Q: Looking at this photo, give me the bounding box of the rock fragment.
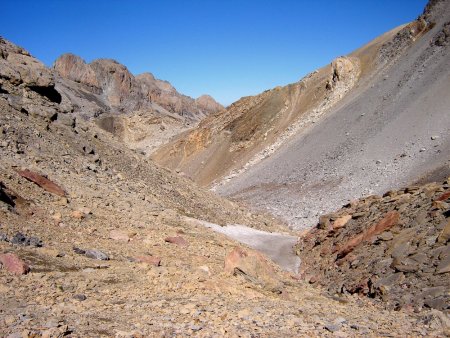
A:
[164,236,189,247]
[10,232,43,247]
[17,169,66,197]
[224,246,282,292]
[133,255,161,266]
[0,253,30,275]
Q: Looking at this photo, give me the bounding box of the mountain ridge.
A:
[152,0,450,229]
[53,52,223,121]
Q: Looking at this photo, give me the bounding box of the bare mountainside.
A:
[3,36,448,336]
[153,0,450,229]
[53,53,223,155]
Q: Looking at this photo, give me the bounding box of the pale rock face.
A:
[0,37,63,119]
[90,59,141,109]
[136,72,223,119]
[53,53,99,88]
[196,94,224,112]
[0,37,54,89]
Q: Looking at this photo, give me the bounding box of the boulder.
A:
[437,220,450,244]
[85,249,109,261]
[109,230,133,242]
[134,255,161,267]
[164,236,189,247]
[224,246,282,292]
[17,169,66,197]
[332,215,352,230]
[0,253,30,275]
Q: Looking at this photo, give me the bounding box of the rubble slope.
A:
[1,36,448,336]
[297,179,450,312]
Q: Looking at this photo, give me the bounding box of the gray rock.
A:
[10,232,43,247]
[190,325,203,332]
[324,323,341,332]
[73,294,87,301]
[85,249,109,260]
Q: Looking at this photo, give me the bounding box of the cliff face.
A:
[53,53,223,121]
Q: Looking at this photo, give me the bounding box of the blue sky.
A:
[2,0,427,105]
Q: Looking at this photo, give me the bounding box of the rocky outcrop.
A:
[297,179,450,311]
[0,37,65,120]
[53,54,223,121]
[136,72,223,120]
[53,53,99,89]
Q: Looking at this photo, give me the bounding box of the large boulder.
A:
[0,253,30,275]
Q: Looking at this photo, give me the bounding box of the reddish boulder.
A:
[435,190,450,202]
[134,255,161,266]
[17,169,66,197]
[0,253,30,275]
[164,236,188,247]
[337,211,400,258]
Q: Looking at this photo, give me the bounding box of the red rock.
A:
[337,211,400,258]
[134,255,161,266]
[0,253,30,275]
[435,190,450,202]
[17,169,66,197]
[164,236,188,247]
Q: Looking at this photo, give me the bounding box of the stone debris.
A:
[1,6,450,336]
[9,232,43,247]
[297,179,450,311]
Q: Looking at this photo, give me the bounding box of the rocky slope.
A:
[1,36,449,336]
[153,0,450,230]
[297,179,450,312]
[152,54,361,187]
[53,53,223,155]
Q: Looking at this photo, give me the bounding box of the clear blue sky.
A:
[2,0,427,105]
